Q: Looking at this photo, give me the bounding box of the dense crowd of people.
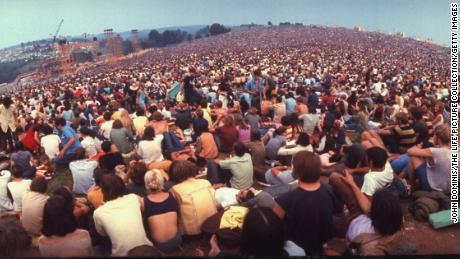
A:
[0,26,452,257]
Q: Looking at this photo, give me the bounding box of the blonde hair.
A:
[434,123,450,145]
[144,169,165,193]
[120,109,133,127]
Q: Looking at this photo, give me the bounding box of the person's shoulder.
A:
[275,188,297,204]
[125,193,140,200]
[196,178,212,186]
[320,182,336,195]
[87,160,98,166]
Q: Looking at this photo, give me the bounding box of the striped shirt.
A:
[423,115,433,135]
[393,124,416,149]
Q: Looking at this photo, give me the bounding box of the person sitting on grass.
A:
[406,124,450,193]
[87,167,109,209]
[124,160,149,197]
[0,217,34,257]
[69,147,97,195]
[7,164,32,216]
[93,174,153,256]
[98,141,124,171]
[169,160,217,236]
[20,176,49,240]
[207,142,254,190]
[272,151,342,255]
[329,147,393,216]
[141,169,182,253]
[207,207,305,257]
[346,189,403,255]
[38,195,93,257]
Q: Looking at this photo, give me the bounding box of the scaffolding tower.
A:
[92,37,99,62]
[104,29,124,64]
[58,39,72,75]
[131,29,142,53]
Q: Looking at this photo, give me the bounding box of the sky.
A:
[0,0,451,49]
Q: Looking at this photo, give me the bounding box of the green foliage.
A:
[0,59,38,84]
[279,22,292,26]
[209,23,230,36]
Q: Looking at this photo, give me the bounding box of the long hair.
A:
[370,190,403,235]
[42,196,77,237]
[240,207,286,257]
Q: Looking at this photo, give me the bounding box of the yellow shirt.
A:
[133,116,149,136]
[112,111,122,121]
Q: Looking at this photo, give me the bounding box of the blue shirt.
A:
[60,125,81,156]
[308,92,319,109]
[266,135,286,160]
[245,78,265,98]
[285,97,296,116]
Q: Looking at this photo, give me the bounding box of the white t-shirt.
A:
[161,109,172,120]
[137,135,164,164]
[427,146,451,192]
[100,120,114,140]
[346,214,376,241]
[7,179,32,212]
[81,136,98,158]
[0,170,12,211]
[361,162,394,197]
[93,194,152,256]
[215,187,239,208]
[277,144,313,156]
[40,134,61,159]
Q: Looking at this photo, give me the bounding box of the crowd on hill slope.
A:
[0,26,452,257]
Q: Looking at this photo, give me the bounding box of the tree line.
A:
[143,23,231,48]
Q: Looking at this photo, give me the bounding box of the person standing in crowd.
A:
[0,96,17,153]
[244,69,265,110]
[183,67,202,106]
